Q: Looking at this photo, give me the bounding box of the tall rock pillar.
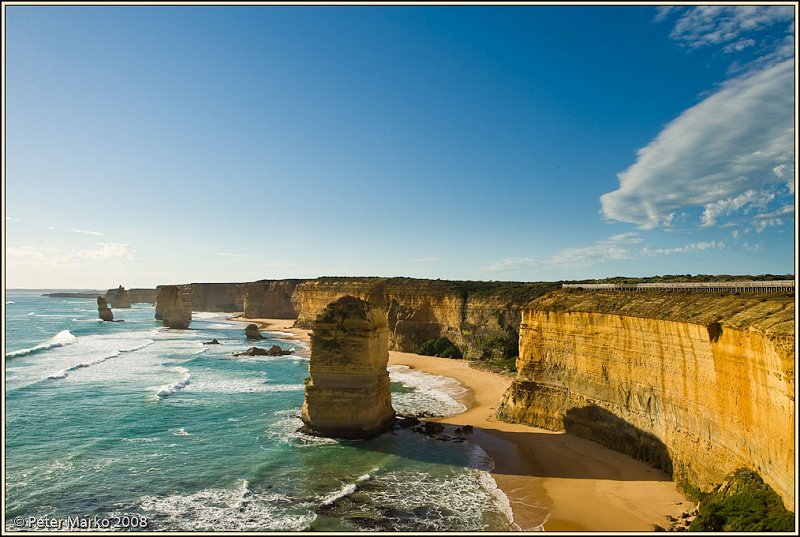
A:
[156,285,192,329]
[301,296,395,439]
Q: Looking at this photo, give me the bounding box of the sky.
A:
[3,3,796,289]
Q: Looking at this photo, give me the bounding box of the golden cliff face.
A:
[292,278,558,359]
[497,290,795,508]
[300,296,395,439]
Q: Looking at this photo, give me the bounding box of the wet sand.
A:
[235,317,690,531]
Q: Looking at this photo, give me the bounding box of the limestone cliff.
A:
[496,289,795,508]
[155,283,247,317]
[106,286,132,308]
[243,279,306,318]
[155,285,192,329]
[300,296,395,439]
[292,277,558,359]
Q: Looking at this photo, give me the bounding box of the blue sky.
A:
[4,4,796,288]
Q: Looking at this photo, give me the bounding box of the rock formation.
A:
[154,283,248,318]
[97,297,114,321]
[106,285,132,308]
[243,279,306,318]
[245,324,264,340]
[496,290,795,509]
[155,285,192,329]
[233,345,293,357]
[291,277,559,359]
[300,296,395,439]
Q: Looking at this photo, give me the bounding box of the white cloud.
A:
[75,243,136,260]
[641,240,726,257]
[72,229,104,236]
[413,257,440,262]
[665,6,793,50]
[481,233,640,273]
[700,189,775,227]
[217,252,245,257]
[600,59,794,229]
[731,229,739,240]
[743,242,764,252]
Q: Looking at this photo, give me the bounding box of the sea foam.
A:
[6,330,78,359]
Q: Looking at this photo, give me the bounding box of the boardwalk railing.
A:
[562,281,795,293]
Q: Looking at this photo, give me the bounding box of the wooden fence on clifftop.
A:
[562,281,795,293]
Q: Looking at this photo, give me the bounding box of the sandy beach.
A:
[236,317,690,531]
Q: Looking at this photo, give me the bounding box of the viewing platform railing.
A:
[562,281,795,293]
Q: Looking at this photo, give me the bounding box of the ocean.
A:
[4,290,516,531]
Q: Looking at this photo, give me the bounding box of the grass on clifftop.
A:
[689,468,794,532]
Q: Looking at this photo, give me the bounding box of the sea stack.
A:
[97,297,114,321]
[107,285,132,308]
[156,285,192,329]
[300,296,395,439]
[245,323,264,340]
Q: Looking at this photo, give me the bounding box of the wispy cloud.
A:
[72,229,104,236]
[217,252,246,257]
[642,240,726,257]
[413,257,439,262]
[700,189,775,227]
[482,234,735,274]
[659,5,793,53]
[75,243,136,259]
[600,59,793,230]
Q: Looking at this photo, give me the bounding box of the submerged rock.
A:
[300,296,395,439]
[245,323,264,340]
[203,339,220,345]
[97,297,114,321]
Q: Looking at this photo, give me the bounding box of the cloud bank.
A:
[600,58,794,230]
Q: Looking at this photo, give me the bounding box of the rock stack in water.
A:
[156,285,192,329]
[300,296,395,439]
[97,297,114,321]
[245,324,264,340]
[107,285,132,308]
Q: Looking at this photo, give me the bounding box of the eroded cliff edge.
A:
[496,289,795,508]
[292,277,559,359]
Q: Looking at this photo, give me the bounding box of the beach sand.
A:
[235,317,690,531]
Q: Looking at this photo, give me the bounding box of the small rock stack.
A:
[97,297,114,321]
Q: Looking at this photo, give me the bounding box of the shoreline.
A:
[235,317,690,531]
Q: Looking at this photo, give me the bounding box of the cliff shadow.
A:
[346,417,673,483]
[563,404,673,478]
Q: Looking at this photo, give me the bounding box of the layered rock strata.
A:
[243,279,306,318]
[300,296,395,439]
[292,277,558,359]
[155,285,192,329]
[106,285,132,308]
[97,297,114,321]
[496,290,795,508]
[155,283,248,317]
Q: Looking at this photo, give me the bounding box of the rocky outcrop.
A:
[496,290,795,509]
[126,288,157,304]
[97,297,114,321]
[155,285,192,329]
[106,285,132,308]
[300,296,395,439]
[233,345,293,357]
[245,324,264,340]
[243,279,306,318]
[292,278,558,359]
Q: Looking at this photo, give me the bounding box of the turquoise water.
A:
[4,290,515,531]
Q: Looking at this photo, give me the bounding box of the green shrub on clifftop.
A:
[689,468,794,532]
[417,337,463,359]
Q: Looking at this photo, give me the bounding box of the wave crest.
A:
[6,330,77,359]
